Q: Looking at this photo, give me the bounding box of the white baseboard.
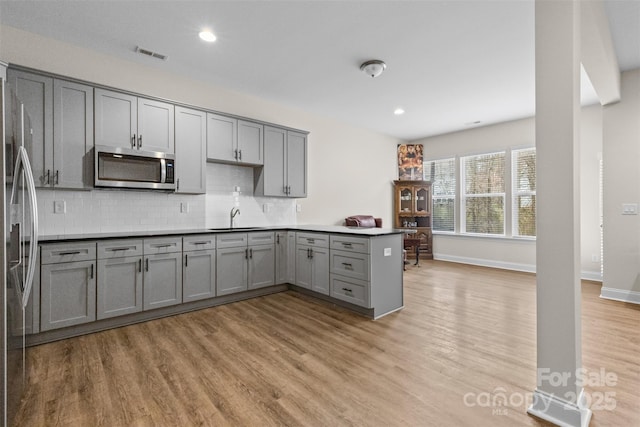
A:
[433,253,603,282]
[434,253,536,273]
[527,388,592,427]
[600,287,640,304]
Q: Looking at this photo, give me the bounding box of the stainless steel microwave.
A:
[94,145,176,191]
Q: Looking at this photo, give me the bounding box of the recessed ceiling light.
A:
[199,30,217,42]
[394,108,405,115]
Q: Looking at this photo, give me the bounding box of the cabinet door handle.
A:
[138,134,142,149]
[54,170,59,185]
[138,258,142,273]
[145,258,149,272]
[90,263,94,279]
[342,287,353,294]
[249,248,253,258]
[57,251,81,256]
[342,262,353,269]
[107,247,133,252]
[342,242,353,248]
[185,254,188,267]
[245,248,249,259]
[191,241,210,245]
[234,149,238,160]
[132,134,136,149]
[238,149,242,161]
[45,169,51,185]
[151,243,174,248]
[309,248,313,259]
[288,185,291,195]
[176,178,180,191]
[276,234,280,244]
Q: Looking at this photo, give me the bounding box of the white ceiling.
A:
[1,0,638,141]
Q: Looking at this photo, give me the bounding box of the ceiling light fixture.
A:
[360,60,387,78]
[199,30,217,42]
[394,108,405,115]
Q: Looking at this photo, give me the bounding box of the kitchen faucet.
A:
[230,207,240,228]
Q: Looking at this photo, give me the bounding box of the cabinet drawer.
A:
[296,232,329,248]
[41,242,96,264]
[183,234,216,251]
[330,250,370,281]
[330,275,370,308]
[98,239,143,259]
[330,235,370,254]
[144,237,182,254]
[216,233,248,249]
[248,231,274,245]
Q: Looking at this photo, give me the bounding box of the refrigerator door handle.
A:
[10,146,39,309]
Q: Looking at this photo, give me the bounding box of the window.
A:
[424,158,455,232]
[512,148,536,237]
[461,152,505,235]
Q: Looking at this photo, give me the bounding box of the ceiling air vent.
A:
[135,46,168,61]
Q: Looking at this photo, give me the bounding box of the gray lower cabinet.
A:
[216,232,275,295]
[143,237,183,310]
[275,231,295,284]
[40,242,97,331]
[143,252,183,310]
[97,239,144,320]
[183,234,217,302]
[248,244,275,290]
[216,246,248,296]
[295,233,329,295]
[97,255,143,319]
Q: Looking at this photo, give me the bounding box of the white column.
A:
[528,1,591,427]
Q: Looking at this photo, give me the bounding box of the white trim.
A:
[527,388,592,427]
[580,271,603,282]
[600,287,640,304]
[434,254,603,282]
[434,254,536,273]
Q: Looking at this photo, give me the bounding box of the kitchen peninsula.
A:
[29,225,404,345]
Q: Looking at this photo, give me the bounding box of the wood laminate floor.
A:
[14,261,640,426]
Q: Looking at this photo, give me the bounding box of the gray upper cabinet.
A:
[138,97,175,153]
[7,71,92,189]
[175,106,206,194]
[237,120,263,165]
[94,89,137,149]
[95,88,174,153]
[53,79,94,189]
[7,69,53,187]
[207,113,263,165]
[255,126,307,198]
[286,131,307,197]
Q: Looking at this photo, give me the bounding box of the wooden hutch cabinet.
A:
[393,180,433,260]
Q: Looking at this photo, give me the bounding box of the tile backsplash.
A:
[36,163,297,236]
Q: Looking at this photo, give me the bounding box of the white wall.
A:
[412,105,604,280]
[602,68,640,303]
[0,25,403,235]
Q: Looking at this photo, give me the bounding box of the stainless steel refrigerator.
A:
[1,66,39,426]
